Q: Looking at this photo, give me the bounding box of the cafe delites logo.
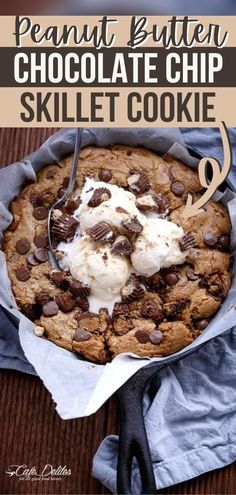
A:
[5,464,71,481]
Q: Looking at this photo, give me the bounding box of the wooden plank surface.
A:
[0,128,235,495]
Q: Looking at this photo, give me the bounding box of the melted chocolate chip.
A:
[111,237,133,256]
[87,222,114,243]
[41,191,55,208]
[195,319,209,330]
[121,276,145,302]
[56,293,77,313]
[88,187,111,207]
[30,194,43,207]
[149,330,164,344]
[116,207,129,214]
[50,271,68,289]
[42,301,59,317]
[98,168,112,182]
[135,330,149,344]
[218,234,229,249]
[26,304,42,321]
[64,198,81,214]
[142,300,163,321]
[27,254,39,266]
[62,177,70,188]
[15,238,31,254]
[34,248,48,263]
[164,300,187,318]
[35,291,51,306]
[46,169,55,180]
[63,177,78,189]
[33,206,48,221]
[208,280,224,298]
[112,302,129,318]
[57,187,67,199]
[162,152,174,163]
[204,232,218,247]
[34,235,48,249]
[171,181,185,196]
[73,328,91,342]
[186,269,199,281]
[163,272,179,286]
[198,278,209,289]
[15,266,31,282]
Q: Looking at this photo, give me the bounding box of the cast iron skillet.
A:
[116,342,209,494]
[116,149,234,495]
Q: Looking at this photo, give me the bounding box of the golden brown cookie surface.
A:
[3,145,232,363]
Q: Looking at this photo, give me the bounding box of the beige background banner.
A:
[0,16,235,47]
[0,87,235,127]
[0,16,235,127]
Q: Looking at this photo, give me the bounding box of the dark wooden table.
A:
[0,128,235,495]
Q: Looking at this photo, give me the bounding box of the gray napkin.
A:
[92,127,236,492]
[93,327,236,492]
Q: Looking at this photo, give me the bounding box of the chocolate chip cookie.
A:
[3,145,232,363]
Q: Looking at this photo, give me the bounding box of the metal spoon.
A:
[47,128,83,271]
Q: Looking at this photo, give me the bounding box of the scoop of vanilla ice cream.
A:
[73,178,145,232]
[57,177,188,314]
[58,234,132,314]
[131,218,187,277]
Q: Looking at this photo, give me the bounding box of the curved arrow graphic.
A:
[182,122,232,220]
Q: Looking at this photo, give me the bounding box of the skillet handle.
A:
[116,366,158,495]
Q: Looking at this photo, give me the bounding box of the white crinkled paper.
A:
[0,127,236,418]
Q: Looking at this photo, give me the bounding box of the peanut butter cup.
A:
[111,236,133,256]
[127,172,150,193]
[88,187,111,207]
[87,222,114,242]
[52,214,79,240]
